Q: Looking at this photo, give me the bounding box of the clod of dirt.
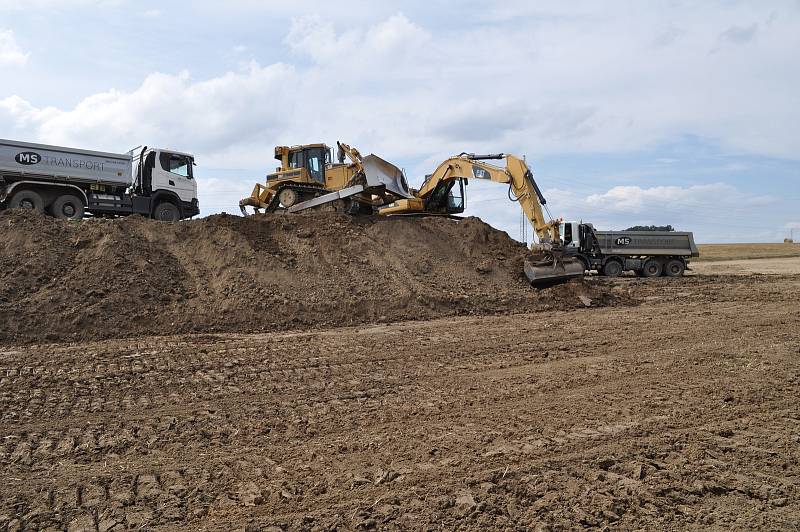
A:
[0,210,634,343]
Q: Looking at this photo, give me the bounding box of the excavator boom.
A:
[381,153,585,285]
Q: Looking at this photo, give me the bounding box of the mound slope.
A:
[0,210,629,343]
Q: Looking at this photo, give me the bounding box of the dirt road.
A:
[1,268,799,530]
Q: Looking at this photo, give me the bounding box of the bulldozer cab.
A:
[271,144,331,185]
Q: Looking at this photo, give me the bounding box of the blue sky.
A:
[1,0,798,242]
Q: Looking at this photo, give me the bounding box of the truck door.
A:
[154,151,196,203]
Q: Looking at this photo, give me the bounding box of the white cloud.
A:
[585,183,774,214]
[0,5,797,242]
[0,0,122,8]
[463,180,780,244]
[142,8,160,17]
[3,8,800,160]
[2,63,297,164]
[0,29,29,66]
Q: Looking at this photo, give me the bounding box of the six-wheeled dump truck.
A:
[560,221,699,277]
[0,138,199,221]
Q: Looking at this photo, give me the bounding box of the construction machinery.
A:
[239,142,412,215]
[560,222,698,277]
[379,152,585,285]
[0,138,199,221]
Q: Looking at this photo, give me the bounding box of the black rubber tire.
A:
[641,259,663,278]
[51,194,85,220]
[602,260,623,277]
[153,202,180,222]
[9,189,45,214]
[664,259,685,277]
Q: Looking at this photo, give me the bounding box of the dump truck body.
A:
[561,222,698,278]
[0,139,132,186]
[0,138,199,221]
[593,230,699,258]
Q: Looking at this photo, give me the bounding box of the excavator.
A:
[379,152,586,285]
[239,142,412,215]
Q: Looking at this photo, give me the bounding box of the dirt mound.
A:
[0,210,632,343]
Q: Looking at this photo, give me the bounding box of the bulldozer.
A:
[239,142,412,215]
[379,152,586,285]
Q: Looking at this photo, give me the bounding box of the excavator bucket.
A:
[524,254,585,286]
[360,154,413,200]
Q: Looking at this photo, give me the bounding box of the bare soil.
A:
[0,214,798,530]
[0,211,630,345]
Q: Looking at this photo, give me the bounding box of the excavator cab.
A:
[424,178,466,214]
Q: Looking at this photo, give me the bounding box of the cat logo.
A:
[15,152,41,166]
[472,167,489,179]
[615,237,632,246]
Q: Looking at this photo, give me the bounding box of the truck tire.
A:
[642,259,663,278]
[664,259,685,277]
[601,260,623,277]
[51,194,85,220]
[9,189,45,214]
[153,202,180,222]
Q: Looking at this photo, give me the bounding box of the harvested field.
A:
[1,214,798,530]
[691,256,800,276]
[697,242,800,262]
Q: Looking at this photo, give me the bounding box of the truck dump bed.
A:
[0,138,132,186]
[595,230,699,257]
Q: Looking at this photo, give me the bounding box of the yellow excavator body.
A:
[380,153,585,285]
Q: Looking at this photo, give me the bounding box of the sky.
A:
[1,0,798,243]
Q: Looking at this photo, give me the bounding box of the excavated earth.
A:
[0,210,630,344]
[1,212,799,531]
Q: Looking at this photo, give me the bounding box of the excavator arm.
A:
[383,153,562,244]
[381,152,584,285]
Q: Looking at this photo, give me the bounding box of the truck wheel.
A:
[153,202,180,222]
[602,260,623,277]
[9,190,44,214]
[642,259,663,278]
[664,259,685,277]
[51,194,85,220]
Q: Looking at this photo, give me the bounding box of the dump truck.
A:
[0,138,199,221]
[239,141,412,215]
[559,222,699,277]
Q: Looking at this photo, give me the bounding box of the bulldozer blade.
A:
[361,154,413,200]
[524,256,585,286]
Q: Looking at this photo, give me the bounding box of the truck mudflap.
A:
[524,254,585,286]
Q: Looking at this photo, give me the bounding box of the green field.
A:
[696,243,800,262]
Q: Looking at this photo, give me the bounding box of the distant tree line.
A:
[625,225,675,232]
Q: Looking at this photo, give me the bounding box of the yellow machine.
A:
[239,142,412,215]
[380,152,585,285]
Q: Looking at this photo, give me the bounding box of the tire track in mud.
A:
[1,274,799,530]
